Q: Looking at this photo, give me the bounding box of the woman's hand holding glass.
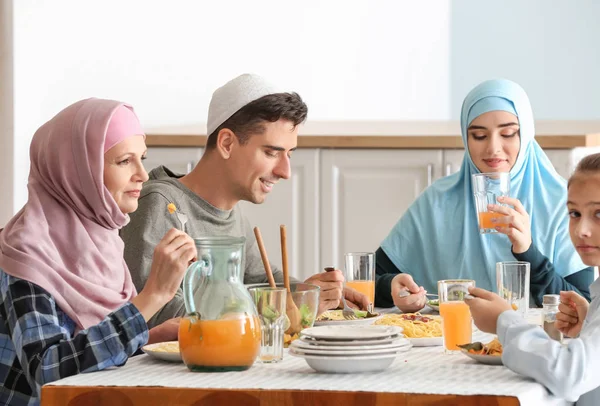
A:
[488,196,532,254]
[391,274,426,312]
[132,228,197,321]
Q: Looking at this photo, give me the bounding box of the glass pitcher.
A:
[179,236,261,372]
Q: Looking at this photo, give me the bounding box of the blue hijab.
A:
[381,79,585,292]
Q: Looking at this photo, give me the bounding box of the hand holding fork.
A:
[167,203,188,233]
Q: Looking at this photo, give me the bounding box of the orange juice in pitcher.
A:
[179,314,260,371]
[180,236,261,371]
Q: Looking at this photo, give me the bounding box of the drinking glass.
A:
[438,279,475,352]
[496,261,530,315]
[249,287,287,363]
[344,252,375,312]
[472,172,510,233]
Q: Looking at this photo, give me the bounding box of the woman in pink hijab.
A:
[0,98,196,405]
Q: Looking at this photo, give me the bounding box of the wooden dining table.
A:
[42,386,520,406]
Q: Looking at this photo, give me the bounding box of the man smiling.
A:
[121,74,368,328]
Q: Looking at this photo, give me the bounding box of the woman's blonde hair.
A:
[568,153,600,187]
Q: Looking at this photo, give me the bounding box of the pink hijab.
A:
[0,98,145,329]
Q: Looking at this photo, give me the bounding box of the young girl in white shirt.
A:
[466,152,600,405]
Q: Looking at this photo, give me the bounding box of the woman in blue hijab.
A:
[375,79,593,312]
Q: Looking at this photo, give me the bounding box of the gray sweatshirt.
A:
[120,166,287,328]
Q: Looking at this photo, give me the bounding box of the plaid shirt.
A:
[0,270,149,406]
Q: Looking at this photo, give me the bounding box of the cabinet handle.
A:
[445,163,452,176]
[186,161,196,174]
[427,164,433,186]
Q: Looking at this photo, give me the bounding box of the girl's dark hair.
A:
[568,153,600,187]
[205,92,308,150]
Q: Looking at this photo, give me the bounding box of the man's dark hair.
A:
[205,92,308,150]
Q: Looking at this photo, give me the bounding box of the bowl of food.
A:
[246,282,320,346]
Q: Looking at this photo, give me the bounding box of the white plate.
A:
[407,336,443,347]
[292,337,409,352]
[314,314,382,326]
[142,341,182,363]
[298,335,401,346]
[300,325,403,341]
[290,342,411,356]
[290,351,400,373]
[460,349,503,365]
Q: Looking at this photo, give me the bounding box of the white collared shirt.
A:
[497,278,600,405]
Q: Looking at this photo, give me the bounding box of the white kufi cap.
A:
[207,73,282,135]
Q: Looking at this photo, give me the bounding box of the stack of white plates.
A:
[289,325,411,373]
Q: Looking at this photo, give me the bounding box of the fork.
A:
[175,212,188,233]
[324,267,357,320]
[398,290,438,298]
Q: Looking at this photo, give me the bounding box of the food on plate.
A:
[374,313,442,338]
[284,333,299,347]
[511,303,518,311]
[316,309,379,322]
[458,338,503,356]
[150,341,180,353]
[427,299,439,307]
[167,203,177,214]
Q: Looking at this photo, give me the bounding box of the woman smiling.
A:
[375,79,593,312]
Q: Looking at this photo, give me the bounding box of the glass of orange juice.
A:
[438,279,475,353]
[344,252,375,312]
[472,172,510,234]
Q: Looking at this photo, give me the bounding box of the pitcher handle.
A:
[183,254,212,315]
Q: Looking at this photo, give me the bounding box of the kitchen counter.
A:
[146,120,600,149]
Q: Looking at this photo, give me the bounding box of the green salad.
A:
[299,304,315,328]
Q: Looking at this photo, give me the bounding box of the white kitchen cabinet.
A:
[239,149,320,281]
[146,147,204,175]
[544,149,571,179]
[442,149,465,176]
[320,149,444,270]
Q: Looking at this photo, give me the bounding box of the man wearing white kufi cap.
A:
[122,74,370,332]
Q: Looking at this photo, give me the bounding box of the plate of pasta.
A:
[373,313,443,346]
[142,341,182,362]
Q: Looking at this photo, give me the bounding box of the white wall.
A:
[450,0,600,119]
[2,0,600,225]
[4,0,451,221]
[0,0,14,227]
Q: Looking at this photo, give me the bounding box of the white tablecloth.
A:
[47,333,569,405]
[48,309,570,405]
